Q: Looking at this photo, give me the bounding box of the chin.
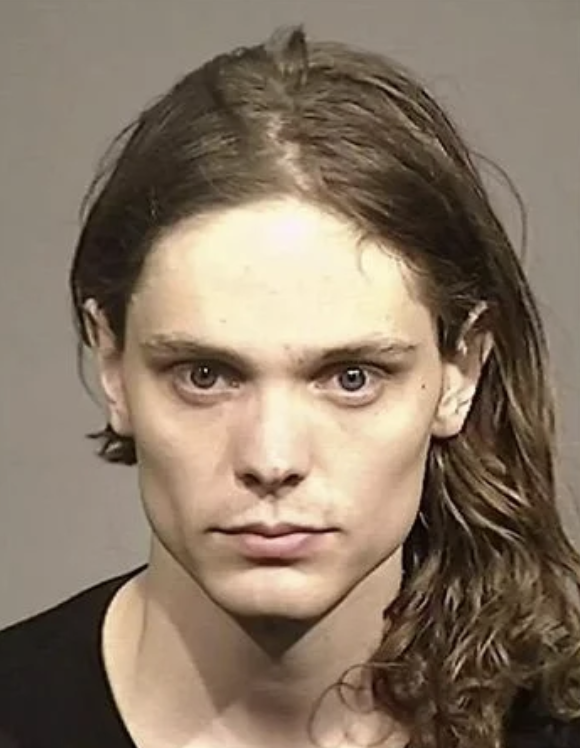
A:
[204,566,345,623]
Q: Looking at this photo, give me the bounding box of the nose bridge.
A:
[232,383,310,488]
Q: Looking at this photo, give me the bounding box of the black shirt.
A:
[0,568,142,748]
[0,569,579,748]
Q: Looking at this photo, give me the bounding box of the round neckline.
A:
[97,566,146,748]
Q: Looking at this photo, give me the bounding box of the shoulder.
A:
[0,567,144,741]
[0,566,144,663]
[506,689,580,748]
[507,718,580,748]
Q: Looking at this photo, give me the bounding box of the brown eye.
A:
[337,367,368,392]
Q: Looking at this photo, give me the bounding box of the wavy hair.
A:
[69,26,580,747]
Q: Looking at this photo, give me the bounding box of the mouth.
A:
[213,523,336,560]
[219,522,331,537]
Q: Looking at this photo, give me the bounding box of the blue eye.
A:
[337,367,368,392]
[318,363,391,406]
[173,361,240,399]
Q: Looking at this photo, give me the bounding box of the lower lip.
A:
[228,531,327,560]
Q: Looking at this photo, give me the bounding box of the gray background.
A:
[1,0,578,629]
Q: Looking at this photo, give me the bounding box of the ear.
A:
[83,300,132,437]
[432,304,493,439]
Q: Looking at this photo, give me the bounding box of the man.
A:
[1,26,579,748]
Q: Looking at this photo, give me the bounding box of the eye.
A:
[171,361,241,400]
[337,366,369,392]
[319,364,389,405]
[188,363,221,390]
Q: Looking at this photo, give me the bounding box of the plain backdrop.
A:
[0,0,579,628]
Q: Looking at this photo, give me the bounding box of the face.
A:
[94,199,479,621]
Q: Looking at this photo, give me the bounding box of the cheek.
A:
[334,391,436,525]
[122,375,228,520]
[123,366,220,467]
[337,382,437,471]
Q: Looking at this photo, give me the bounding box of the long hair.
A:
[69,26,580,747]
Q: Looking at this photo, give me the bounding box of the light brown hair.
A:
[70,26,580,748]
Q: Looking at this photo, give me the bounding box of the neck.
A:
[104,541,406,748]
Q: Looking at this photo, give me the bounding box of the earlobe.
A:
[432,309,493,439]
[432,380,476,439]
[83,300,133,437]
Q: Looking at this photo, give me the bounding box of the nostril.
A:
[239,470,303,496]
[240,473,261,491]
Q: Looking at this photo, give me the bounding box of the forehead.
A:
[129,199,435,352]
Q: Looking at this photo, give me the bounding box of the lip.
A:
[220,522,329,537]
[214,523,335,560]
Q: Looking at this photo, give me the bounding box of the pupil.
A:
[191,365,217,389]
[340,367,366,392]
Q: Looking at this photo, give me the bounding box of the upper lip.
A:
[218,522,331,537]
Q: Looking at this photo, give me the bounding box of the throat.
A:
[100,560,405,748]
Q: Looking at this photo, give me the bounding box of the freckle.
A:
[421,382,426,390]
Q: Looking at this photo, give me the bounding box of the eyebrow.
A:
[140,333,419,372]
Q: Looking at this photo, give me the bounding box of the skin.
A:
[90,198,487,748]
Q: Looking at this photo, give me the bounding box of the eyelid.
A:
[163,357,398,380]
[157,356,239,376]
[177,359,241,381]
[165,362,241,405]
[317,360,397,378]
[313,366,389,408]
[317,362,391,390]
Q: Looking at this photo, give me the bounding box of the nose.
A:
[232,387,311,498]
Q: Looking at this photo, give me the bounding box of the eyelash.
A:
[163,359,396,406]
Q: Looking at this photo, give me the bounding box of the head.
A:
[70,26,580,746]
